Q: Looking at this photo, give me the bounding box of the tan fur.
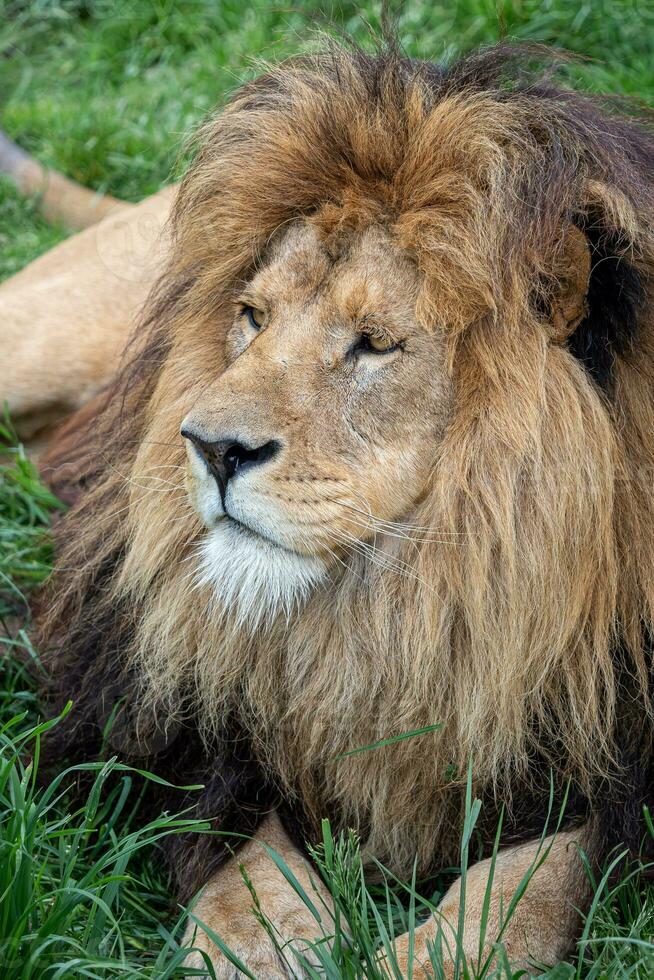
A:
[382,828,591,977]
[183,814,332,978]
[184,816,590,976]
[0,187,175,443]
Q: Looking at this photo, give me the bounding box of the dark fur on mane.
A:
[37,37,654,904]
[569,227,646,388]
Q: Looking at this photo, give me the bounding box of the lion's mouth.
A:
[224,511,267,542]
[222,511,300,558]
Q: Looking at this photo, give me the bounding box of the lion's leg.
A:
[382,826,591,978]
[0,186,175,444]
[183,812,333,979]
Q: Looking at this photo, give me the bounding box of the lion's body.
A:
[5,40,654,975]
[0,186,174,447]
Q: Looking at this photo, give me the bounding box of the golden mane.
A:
[41,42,654,882]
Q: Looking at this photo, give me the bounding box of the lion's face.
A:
[180,220,452,621]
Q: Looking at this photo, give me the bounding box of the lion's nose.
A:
[181,428,280,490]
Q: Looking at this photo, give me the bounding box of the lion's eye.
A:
[242,305,267,330]
[357,332,400,355]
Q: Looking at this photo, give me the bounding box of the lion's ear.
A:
[558,185,646,388]
[549,224,592,343]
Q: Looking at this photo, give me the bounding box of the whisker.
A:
[338,495,462,538]
[121,482,186,493]
[137,476,186,489]
[330,527,442,597]
[332,506,459,545]
[142,463,187,472]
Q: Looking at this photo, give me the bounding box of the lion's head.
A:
[180,219,451,625]
[43,42,654,879]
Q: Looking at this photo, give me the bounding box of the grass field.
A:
[2,1,654,976]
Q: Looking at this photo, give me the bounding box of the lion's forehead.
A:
[250,220,422,328]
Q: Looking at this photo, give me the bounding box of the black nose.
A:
[182,428,280,490]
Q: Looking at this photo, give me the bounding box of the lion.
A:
[3,39,654,977]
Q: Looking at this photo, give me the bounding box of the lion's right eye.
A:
[355,331,402,356]
[242,305,267,330]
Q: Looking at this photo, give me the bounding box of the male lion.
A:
[2,41,654,977]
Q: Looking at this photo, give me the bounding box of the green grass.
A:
[2,1,654,976]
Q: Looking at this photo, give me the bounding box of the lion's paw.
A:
[181,814,332,978]
[183,909,323,979]
[183,933,299,979]
[377,928,446,980]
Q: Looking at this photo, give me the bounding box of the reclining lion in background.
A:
[2,39,654,977]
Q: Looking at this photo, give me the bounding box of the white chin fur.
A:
[196,520,327,630]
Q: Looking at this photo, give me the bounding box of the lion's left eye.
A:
[242,305,267,330]
[356,332,401,355]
